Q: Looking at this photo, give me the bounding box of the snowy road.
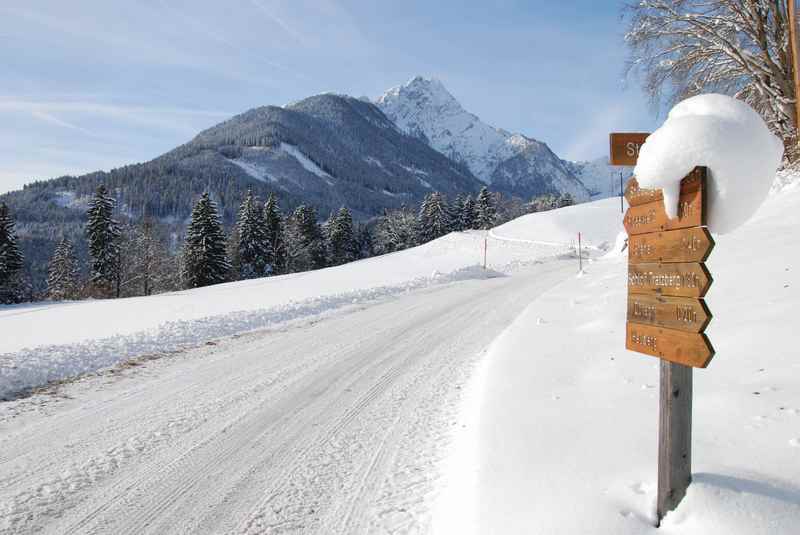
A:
[0,260,573,534]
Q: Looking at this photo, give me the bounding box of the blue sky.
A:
[0,0,657,194]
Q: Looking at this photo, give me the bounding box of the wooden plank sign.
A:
[628,262,712,298]
[626,323,715,368]
[624,172,706,236]
[628,227,714,264]
[610,132,650,166]
[627,294,711,333]
[624,167,704,207]
[622,166,714,364]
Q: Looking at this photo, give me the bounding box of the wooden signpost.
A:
[609,132,650,166]
[612,133,716,525]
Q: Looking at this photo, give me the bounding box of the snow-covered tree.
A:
[327,206,358,266]
[355,223,374,259]
[417,192,452,243]
[459,195,477,230]
[625,1,796,153]
[47,237,80,300]
[86,184,121,297]
[182,193,231,288]
[285,204,326,273]
[0,203,25,304]
[263,193,285,275]
[475,187,497,230]
[236,190,269,279]
[375,207,418,254]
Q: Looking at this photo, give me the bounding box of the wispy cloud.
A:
[29,110,95,136]
[0,99,233,134]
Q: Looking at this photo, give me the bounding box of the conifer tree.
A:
[417,192,452,243]
[375,207,417,254]
[0,203,25,303]
[47,237,80,300]
[285,204,326,273]
[263,193,285,275]
[451,194,466,231]
[236,190,268,279]
[475,186,497,230]
[86,185,121,296]
[328,206,358,266]
[355,223,374,259]
[182,193,230,288]
[460,195,477,230]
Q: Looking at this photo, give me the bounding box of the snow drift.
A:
[634,94,783,234]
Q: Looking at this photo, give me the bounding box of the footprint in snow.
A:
[790,438,800,447]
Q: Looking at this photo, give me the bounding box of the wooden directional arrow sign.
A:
[629,227,714,264]
[626,322,715,368]
[628,262,713,298]
[624,183,704,236]
[624,168,704,207]
[610,132,650,166]
[627,294,712,333]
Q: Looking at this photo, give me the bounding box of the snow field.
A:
[433,174,800,534]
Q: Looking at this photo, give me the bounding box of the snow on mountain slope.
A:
[433,175,800,534]
[377,76,590,201]
[565,156,633,199]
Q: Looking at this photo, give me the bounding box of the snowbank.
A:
[634,94,783,234]
[433,176,800,533]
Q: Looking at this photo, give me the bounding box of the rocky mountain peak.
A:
[376,76,590,201]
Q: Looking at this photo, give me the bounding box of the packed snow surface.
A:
[2,172,799,534]
[634,94,783,233]
[433,172,800,534]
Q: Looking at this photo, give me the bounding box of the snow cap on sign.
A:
[633,93,784,234]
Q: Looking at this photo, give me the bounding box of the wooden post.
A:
[789,0,800,147]
[483,234,488,270]
[620,171,624,213]
[657,361,693,525]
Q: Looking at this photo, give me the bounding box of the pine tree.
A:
[375,207,418,254]
[47,237,80,300]
[475,187,497,230]
[451,194,466,231]
[285,204,326,273]
[263,193,285,275]
[328,206,358,266]
[182,193,231,288]
[86,185,121,297]
[355,223,374,259]
[0,203,25,304]
[236,190,269,279]
[417,192,452,243]
[460,195,477,230]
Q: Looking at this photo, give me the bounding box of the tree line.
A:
[0,184,575,304]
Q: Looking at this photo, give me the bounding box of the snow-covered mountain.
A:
[376,76,591,202]
[563,157,633,199]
